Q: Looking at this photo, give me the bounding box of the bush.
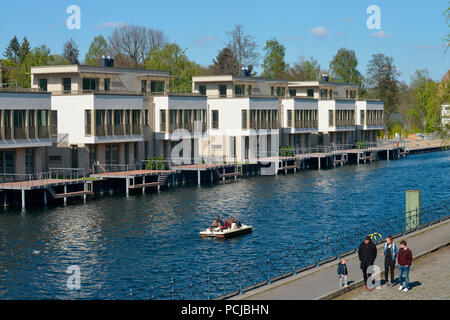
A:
[279,146,293,157]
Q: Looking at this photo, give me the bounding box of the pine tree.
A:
[4,36,20,63]
[19,37,31,64]
[212,47,239,75]
[63,38,80,64]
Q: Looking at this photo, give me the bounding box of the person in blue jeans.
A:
[397,240,413,292]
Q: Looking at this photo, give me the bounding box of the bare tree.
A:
[108,24,168,67]
[226,24,260,72]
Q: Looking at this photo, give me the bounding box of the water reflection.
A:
[0,151,448,299]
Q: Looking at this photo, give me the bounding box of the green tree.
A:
[365,53,400,129]
[85,35,110,66]
[4,36,20,63]
[329,48,362,85]
[288,57,321,81]
[408,69,442,133]
[212,47,239,75]
[145,43,202,92]
[19,37,31,64]
[261,39,288,78]
[63,38,80,64]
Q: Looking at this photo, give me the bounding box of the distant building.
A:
[442,103,450,126]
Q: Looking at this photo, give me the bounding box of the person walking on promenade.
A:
[358,236,377,290]
[381,235,398,288]
[398,240,413,292]
[337,258,348,287]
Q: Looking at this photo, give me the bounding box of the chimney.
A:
[240,66,250,77]
[100,56,114,67]
[321,73,329,82]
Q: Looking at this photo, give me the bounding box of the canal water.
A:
[0,151,449,299]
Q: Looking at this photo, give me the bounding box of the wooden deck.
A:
[0,179,84,191]
[92,169,174,179]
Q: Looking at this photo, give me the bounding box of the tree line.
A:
[1,21,449,135]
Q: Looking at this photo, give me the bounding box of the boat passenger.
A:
[210,215,224,230]
[224,218,231,229]
[231,217,242,228]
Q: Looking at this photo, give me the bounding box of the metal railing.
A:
[119,200,449,300]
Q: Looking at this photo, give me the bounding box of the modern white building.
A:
[192,75,287,162]
[0,89,53,176]
[288,79,375,146]
[442,103,450,127]
[356,100,384,142]
[280,97,318,150]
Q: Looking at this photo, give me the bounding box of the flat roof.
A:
[30,64,170,77]
[192,75,289,84]
[288,81,359,88]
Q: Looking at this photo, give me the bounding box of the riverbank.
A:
[334,245,450,300]
[230,218,450,300]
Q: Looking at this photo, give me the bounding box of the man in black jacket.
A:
[358,236,377,290]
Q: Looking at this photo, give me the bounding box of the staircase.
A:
[158,172,170,185]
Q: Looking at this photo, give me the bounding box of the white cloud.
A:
[370,31,390,38]
[309,26,331,38]
[94,22,126,29]
[195,36,217,45]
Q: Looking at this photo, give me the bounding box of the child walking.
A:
[337,258,348,287]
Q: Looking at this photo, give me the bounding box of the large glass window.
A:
[199,85,206,96]
[329,110,334,127]
[141,80,147,93]
[25,149,35,175]
[307,89,314,97]
[242,110,248,129]
[62,78,72,93]
[0,151,15,175]
[360,110,365,125]
[104,78,111,91]
[39,79,48,92]
[219,85,227,97]
[85,110,92,135]
[212,110,219,129]
[235,85,244,96]
[82,78,97,91]
[150,81,164,93]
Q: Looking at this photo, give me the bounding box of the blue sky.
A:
[0,0,449,83]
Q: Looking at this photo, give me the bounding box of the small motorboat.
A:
[200,223,252,239]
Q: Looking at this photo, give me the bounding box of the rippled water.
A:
[0,151,449,299]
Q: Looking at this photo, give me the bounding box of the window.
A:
[25,149,35,175]
[242,110,248,129]
[307,89,314,97]
[144,110,149,126]
[50,111,57,136]
[212,110,219,129]
[276,87,285,97]
[88,145,97,165]
[141,80,147,93]
[320,89,327,99]
[235,85,244,96]
[39,79,48,92]
[151,81,164,93]
[287,110,292,127]
[124,144,129,164]
[360,110,365,125]
[134,142,139,161]
[82,78,97,91]
[219,85,227,97]
[248,85,252,96]
[199,85,206,96]
[289,89,296,97]
[160,110,166,132]
[271,87,275,96]
[62,78,71,93]
[329,110,334,127]
[85,110,92,135]
[0,151,15,174]
[104,78,111,91]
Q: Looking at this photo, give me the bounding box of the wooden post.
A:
[198,170,201,186]
[64,186,67,205]
[21,190,26,210]
[83,183,87,203]
[318,157,321,170]
[43,190,47,206]
[142,176,146,194]
[126,178,130,197]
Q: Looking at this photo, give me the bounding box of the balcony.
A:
[29,126,36,139]
[250,121,279,130]
[96,125,106,136]
[114,124,124,135]
[14,127,26,139]
[38,126,49,138]
[132,125,142,135]
[293,120,318,129]
[167,122,206,133]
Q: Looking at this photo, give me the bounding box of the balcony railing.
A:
[250,121,279,130]
[106,124,113,136]
[4,128,12,139]
[132,125,142,135]
[293,120,318,129]
[335,119,355,127]
[29,126,36,138]
[114,125,124,135]
[14,127,26,139]
[96,125,106,136]
[38,126,49,138]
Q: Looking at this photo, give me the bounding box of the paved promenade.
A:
[231,219,450,300]
[335,245,450,300]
